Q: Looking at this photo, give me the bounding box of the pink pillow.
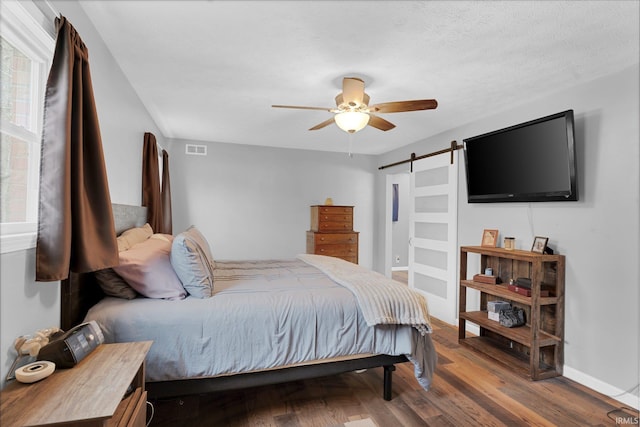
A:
[113,234,186,300]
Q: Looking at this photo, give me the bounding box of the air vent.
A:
[185,144,207,156]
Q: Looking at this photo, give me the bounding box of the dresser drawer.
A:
[314,243,358,257]
[316,221,353,231]
[310,233,358,245]
[315,206,353,215]
[306,232,358,264]
[310,206,353,231]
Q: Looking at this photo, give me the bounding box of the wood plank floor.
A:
[148,272,636,426]
[147,314,633,426]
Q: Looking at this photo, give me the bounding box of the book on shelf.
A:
[508,284,549,297]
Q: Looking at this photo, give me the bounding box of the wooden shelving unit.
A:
[458,246,565,380]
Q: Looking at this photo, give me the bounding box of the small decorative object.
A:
[499,306,526,328]
[484,267,493,276]
[504,237,515,250]
[481,229,499,247]
[324,197,333,205]
[473,273,498,284]
[508,283,550,297]
[488,301,511,322]
[531,236,549,254]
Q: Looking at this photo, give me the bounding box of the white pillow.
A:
[113,234,186,300]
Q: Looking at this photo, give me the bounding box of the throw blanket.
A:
[297,254,432,335]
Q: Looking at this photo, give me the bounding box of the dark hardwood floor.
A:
[147,271,635,426]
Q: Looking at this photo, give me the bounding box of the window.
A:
[0,1,54,253]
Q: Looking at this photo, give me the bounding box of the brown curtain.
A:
[36,16,118,281]
[142,132,172,234]
[161,150,173,234]
[142,132,162,232]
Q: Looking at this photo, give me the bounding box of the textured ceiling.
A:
[79,1,639,155]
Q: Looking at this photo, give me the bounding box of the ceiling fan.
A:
[272,77,437,134]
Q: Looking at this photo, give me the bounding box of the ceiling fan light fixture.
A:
[335,111,370,134]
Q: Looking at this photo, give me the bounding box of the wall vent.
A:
[185,144,207,156]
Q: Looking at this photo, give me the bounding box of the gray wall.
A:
[375,64,640,404]
[169,140,377,268]
[0,0,165,386]
[1,0,637,407]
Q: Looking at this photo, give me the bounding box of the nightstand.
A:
[0,341,152,426]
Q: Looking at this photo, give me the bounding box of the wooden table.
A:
[1,341,152,426]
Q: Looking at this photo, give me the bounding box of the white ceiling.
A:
[79,1,639,155]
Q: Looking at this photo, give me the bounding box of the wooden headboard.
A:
[61,203,147,330]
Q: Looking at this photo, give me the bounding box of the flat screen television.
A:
[463,110,578,203]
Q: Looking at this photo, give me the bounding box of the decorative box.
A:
[473,274,498,284]
[488,301,511,313]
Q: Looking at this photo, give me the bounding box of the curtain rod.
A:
[378,140,463,171]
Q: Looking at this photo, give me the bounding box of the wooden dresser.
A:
[306,205,359,264]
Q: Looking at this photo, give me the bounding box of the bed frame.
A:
[61,204,408,401]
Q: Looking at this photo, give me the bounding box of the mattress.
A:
[84,259,436,389]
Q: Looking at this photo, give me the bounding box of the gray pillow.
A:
[94,268,138,299]
[170,226,215,298]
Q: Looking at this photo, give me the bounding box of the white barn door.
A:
[408,152,458,325]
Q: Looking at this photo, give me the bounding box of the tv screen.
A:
[463,110,578,203]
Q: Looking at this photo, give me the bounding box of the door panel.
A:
[409,152,458,324]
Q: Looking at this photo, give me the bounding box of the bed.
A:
[61,204,436,401]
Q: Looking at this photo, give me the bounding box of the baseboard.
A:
[563,365,639,410]
[391,266,408,272]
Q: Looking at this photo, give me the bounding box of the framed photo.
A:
[531,236,549,254]
[481,229,499,247]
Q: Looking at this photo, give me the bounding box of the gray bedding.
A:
[84,259,436,389]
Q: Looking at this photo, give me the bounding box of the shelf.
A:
[459,246,564,381]
[459,336,559,380]
[460,311,560,347]
[460,246,564,262]
[461,280,558,305]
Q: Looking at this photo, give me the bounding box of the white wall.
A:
[0,0,165,386]
[375,64,640,407]
[169,139,377,268]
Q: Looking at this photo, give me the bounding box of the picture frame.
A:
[481,229,499,247]
[531,236,549,254]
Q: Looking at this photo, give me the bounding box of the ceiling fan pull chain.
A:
[348,132,354,158]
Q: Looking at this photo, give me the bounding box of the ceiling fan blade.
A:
[309,117,335,131]
[368,114,396,131]
[369,99,438,113]
[272,104,333,112]
[342,77,365,106]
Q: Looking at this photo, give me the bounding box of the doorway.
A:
[384,152,459,325]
